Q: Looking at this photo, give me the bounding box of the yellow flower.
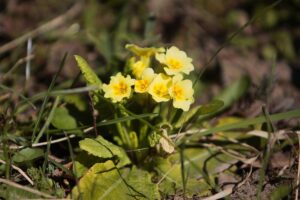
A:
[131,56,149,78]
[125,44,165,57]
[156,46,194,76]
[102,73,135,103]
[169,74,194,111]
[148,73,171,102]
[134,68,156,93]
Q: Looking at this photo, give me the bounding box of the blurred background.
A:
[0,0,300,123]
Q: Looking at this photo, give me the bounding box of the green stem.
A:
[115,112,131,148]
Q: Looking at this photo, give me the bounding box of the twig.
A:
[0,2,83,54]
[0,159,33,185]
[0,178,55,198]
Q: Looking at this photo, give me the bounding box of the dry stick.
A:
[0,178,55,198]
[295,131,300,200]
[0,159,33,185]
[0,2,83,55]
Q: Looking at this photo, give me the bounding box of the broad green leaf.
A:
[154,148,237,197]
[13,148,44,163]
[73,151,107,178]
[174,100,224,129]
[63,94,87,111]
[51,106,77,130]
[71,161,160,200]
[270,185,291,200]
[215,76,250,110]
[74,55,101,87]
[79,136,131,167]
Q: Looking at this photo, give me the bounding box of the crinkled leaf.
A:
[51,106,77,130]
[74,55,101,87]
[70,161,160,200]
[74,55,102,103]
[13,148,44,163]
[79,136,131,167]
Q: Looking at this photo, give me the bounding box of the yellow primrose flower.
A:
[148,73,171,102]
[102,73,135,103]
[134,68,156,93]
[131,56,149,78]
[125,44,165,57]
[169,74,194,111]
[156,46,194,76]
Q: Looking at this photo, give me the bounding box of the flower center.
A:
[136,80,149,91]
[153,84,168,97]
[173,85,184,100]
[167,58,182,69]
[113,81,128,95]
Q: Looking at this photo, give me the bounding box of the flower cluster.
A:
[102,44,195,111]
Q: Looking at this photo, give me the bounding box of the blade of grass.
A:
[96,112,158,127]
[31,53,67,143]
[179,144,187,199]
[0,178,55,198]
[64,131,82,199]
[257,106,276,200]
[33,96,61,144]
[183,109,300,143]
[0,84,36,110]
[15,85,99,114]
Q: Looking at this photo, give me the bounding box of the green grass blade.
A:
[96,113,158,127]
[33,96,60,144]
[185,109,300,142]
[31,53,67,143]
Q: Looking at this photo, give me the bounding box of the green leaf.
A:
[270,185,291,200]
[13,148,44,163]
[73,151,105,178]
[154,148,237,197]
[74,55,102,103]
[174,100,224,129]
[63,94,87,111]
[0,185,40,199]
[215,76,250,110]
[74,55,101,87]
[70,161,160,200]
[51,106,77,130]
[79,136,131,167]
